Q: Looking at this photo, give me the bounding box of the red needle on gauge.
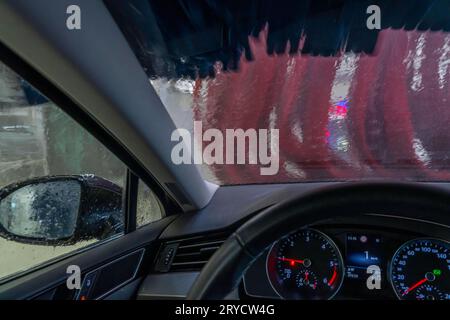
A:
[277,257,304,266]
[403,278,427,296]
[328,266,337,286]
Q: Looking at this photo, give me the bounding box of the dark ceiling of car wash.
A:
[104,0,450,79]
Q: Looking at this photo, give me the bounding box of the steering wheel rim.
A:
[187,182,450,300]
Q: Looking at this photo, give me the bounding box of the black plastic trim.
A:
[124,169,139,233]
[75,248,145,300]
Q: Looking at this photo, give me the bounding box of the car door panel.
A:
[0,216,176,300]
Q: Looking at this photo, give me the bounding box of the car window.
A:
[136,179,164,228]
[0,61,128,281]
[106,1,450,185]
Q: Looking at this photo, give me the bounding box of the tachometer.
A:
[266,229,344,300]
[390,238,450,300]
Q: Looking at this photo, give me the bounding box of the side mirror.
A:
[0,175,123,245]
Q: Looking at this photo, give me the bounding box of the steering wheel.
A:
[187,182,450,299]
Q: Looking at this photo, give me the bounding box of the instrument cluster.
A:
[243,222,450,300]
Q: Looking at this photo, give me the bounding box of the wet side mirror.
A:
[0,175,123,245]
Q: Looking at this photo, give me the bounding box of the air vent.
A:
[155,233,228,272]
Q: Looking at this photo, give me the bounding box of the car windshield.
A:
[105,0,450,185]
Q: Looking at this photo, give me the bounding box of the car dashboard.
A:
[242,214,450,300]
[139,183,450,301]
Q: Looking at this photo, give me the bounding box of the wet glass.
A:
[0,61,127,281]
[0,181,81,239]
[136,179,164,228]
[106,1,450,185]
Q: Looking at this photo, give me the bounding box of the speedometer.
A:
[266,229,344,300]
[390,238,450,300]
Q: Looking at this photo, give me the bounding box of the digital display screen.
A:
[345,233,384,285]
